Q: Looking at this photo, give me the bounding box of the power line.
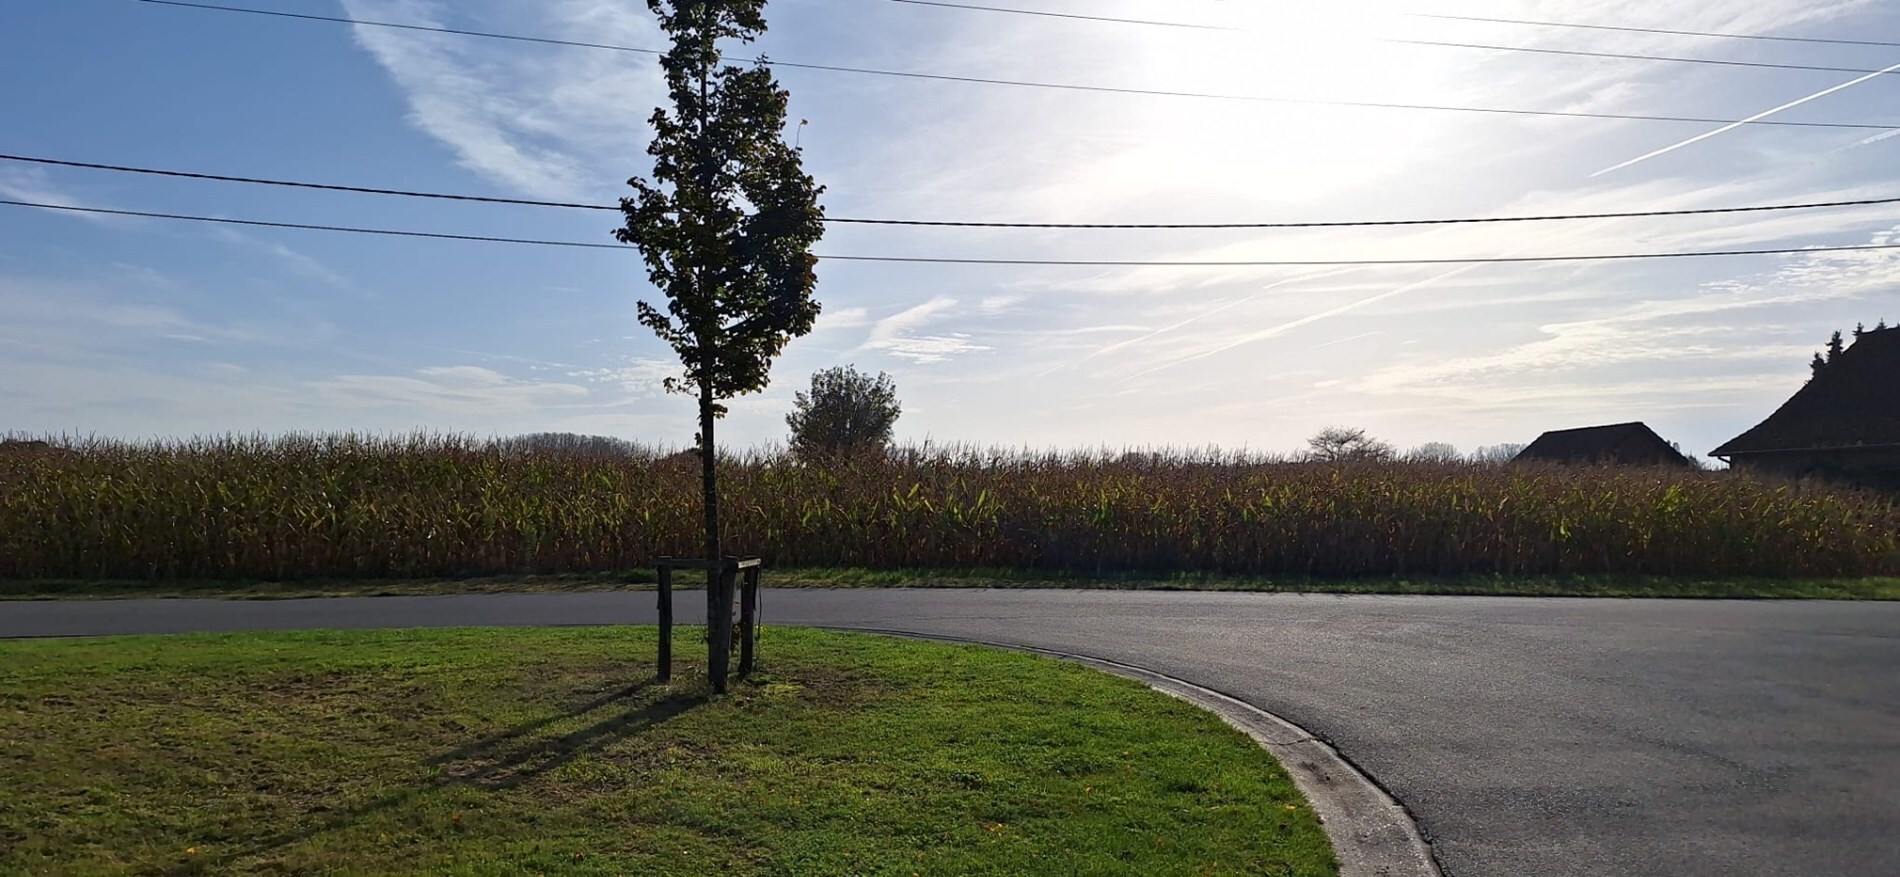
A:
[127,0,1899,131]
[0,155,611,210]
[897,0,1900,77]
[135,0,668,55]
[906,0,1900,50]
[7,198,1898,266]
[885,0,1232,30]
[1411,12,1900,49]
[11,153,1900,229]
[1383,39,1900,78]
[0,199,625,248]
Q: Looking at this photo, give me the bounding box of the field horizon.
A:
[4,432,1895,584]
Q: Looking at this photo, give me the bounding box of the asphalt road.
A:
[5,589,1898,877]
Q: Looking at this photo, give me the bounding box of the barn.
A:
[1712,326,1900,489]
[1513,422,1694,467]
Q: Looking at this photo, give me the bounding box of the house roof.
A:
[1514,422,1693,466]
[1713,327,1900,457]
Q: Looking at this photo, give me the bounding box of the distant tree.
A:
[1404,442,1462,464]
[495,432,642,457]
[1470,443,1527,465]
[1811,351,1829,380]
[1305,426,1396,463]
[1826,330,1846,362]
[1854,322,1867,339]
[786,365,900,460]
[1878,319,1890,331]
[1669,441,1713,471]
[616,0,826,692]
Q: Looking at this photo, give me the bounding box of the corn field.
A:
[2,433,1895,580]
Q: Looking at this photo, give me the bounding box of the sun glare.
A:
[1074,1,1464,211]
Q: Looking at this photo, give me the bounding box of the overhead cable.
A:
[127,0,1900,130]
[7,198,1898,267]
[9,153,1900,229]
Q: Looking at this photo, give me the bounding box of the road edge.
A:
[833,628,1441,877]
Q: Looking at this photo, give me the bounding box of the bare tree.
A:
[1305,426,1396,463]
[1469,443,1527,465]
[1404,442,1462,464]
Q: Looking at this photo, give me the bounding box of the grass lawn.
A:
[0,627,1336,876]
[6,567,1899,601]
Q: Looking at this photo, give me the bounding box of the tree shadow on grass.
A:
[181,675,706,874]
[434,681,707,789]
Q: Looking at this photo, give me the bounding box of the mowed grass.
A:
[0,627,1336,876]
[4,434,1896,583]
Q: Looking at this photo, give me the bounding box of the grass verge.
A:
[5,567,1899,600]
[0,626,1336,876]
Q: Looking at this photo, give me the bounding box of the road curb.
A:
[833,628,1441,877]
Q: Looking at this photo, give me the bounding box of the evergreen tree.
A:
[1826,330,1846,362]
[1811,351,1828,379]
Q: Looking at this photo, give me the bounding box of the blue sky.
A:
[3,0,1897,457]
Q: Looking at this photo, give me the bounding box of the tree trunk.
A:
[699,376,730,693]
[692,4,731,694]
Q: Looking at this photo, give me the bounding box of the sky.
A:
[2,0,1897,458]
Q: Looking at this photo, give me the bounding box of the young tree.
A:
[1305,426,1396,463]
[1826,330,1846,362]
[617,0,824,691]
[786,365,901,461]
[1811,351,1829,380]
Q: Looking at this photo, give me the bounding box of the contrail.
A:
[1124,219,1619,381]
[1310,330,1384,350]
[1036,267,1362,377]
[1075,59,1900,377]
[1123,264,1484,381]
[1593,60,1900,177]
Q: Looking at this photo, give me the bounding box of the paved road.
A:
[6,589,1898,877]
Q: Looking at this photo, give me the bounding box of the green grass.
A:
[6,567,1898,601]
[0,627,1337,876]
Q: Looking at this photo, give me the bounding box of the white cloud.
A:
[311,365,590,413]
[341,0,665,199]
[567,357,680,396]
[978,295,1022,315]
[0,169,128,227]
[1349,225,1900,403]
[872,334,990,364]
[812,306,871,331]
[855,296,992,363]
[212,229,361,293]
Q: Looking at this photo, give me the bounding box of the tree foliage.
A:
[786,365,901,461]
[618,1,824,410]
[616,0,823,691]
[1305,426,1396,463]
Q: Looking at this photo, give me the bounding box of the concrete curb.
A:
[834,628,1441,877]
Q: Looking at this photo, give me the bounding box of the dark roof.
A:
[1713,327,1900,456]
[1514,422,1694,467]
